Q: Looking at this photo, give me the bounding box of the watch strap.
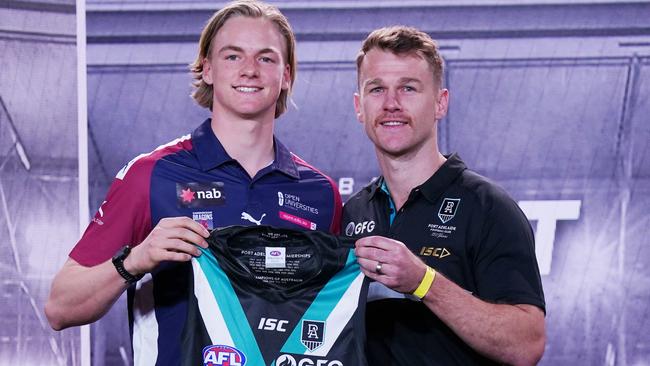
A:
[113,245,144,284]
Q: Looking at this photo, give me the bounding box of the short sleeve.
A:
[69,159,153,266]
[473,189,546,312]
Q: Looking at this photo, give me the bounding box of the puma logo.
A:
[241,212,266,226]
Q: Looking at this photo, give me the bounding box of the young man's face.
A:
[354,49,448,158]
[202,16,290,121]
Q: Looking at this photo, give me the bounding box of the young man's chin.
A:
[234,106,276,121]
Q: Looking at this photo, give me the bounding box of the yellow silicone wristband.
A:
[412,266,436,299]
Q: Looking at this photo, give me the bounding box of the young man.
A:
[45,1,341,364]
[342,26,546,365]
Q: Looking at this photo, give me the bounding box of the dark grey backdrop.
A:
[2,0,648,365]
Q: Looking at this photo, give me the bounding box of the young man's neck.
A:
[210,110,276,178]
[377,144,446,211]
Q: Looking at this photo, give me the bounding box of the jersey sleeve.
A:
[472,188,546,312]
[69,158,154,267]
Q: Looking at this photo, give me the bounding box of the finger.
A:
[166,239,203,257]
[160,251,193,263]
[355,246,389,263]
[168,227,209,248]
[355,236,402,251]
[357,257,390,277]
[356,257,378,271]
[160,217,211,239]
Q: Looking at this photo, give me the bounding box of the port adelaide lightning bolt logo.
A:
[438,198,460,223]
[301,320,325,351]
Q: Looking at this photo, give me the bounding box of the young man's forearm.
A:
[45,258,128,330]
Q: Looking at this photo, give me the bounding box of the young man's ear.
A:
[202,58,213,85]
[281,64,291,91]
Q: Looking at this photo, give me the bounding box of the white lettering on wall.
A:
[518,200,581,275]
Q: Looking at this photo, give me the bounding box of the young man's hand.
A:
[124,217,210,275]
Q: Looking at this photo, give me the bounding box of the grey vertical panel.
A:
[0,1,80,365]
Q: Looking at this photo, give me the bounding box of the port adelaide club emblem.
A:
[301,320,325,351]
[438,198,460,223]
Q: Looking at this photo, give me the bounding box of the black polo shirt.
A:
[342,154,545,366]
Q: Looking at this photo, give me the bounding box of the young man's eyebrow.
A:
[217,45,244,54]
[217,45,281,56]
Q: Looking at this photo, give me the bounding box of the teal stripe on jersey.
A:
[380,180,396,225]
[195,247,266,365]
[280,250,360,355]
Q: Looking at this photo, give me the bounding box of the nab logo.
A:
[344,221,375,237]
[438,198,460,223]
[202,345,246,366]
[177,182,226,208]
[258,317,289,332]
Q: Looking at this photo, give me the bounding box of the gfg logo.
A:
[275,354,343,366]
[202,345,246,366]
[344,221,375,236]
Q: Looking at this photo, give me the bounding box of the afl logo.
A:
[278,192,284,206]
[270,250,281,256]
[202,345,246,366]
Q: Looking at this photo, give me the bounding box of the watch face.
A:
[113,245,131,261]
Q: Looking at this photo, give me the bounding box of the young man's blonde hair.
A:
[189,0,297,118]
[356,26,444,88]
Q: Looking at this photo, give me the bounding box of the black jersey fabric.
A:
[342,154,545,366]
[181,225,368,366]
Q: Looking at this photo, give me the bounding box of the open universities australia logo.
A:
[301,320,325,351]
[438,198,460,223]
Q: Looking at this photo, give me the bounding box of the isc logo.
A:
[203,345,246,366]
[258,317,289,332]
[344,221,375,236]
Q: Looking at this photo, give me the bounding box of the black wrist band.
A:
[112,245,144,284]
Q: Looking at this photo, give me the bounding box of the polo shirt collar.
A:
[368,153,466,203]
[419,153,467,203]
[192,118,300,179]
[271,138,300,179]
[368,176,385,201]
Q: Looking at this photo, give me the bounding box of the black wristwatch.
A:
[112,245,144,284]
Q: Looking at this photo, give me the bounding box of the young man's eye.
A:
[259,56,274,63]
[369,87,384,94]
[402,86,416,92]
[225,55,239,61]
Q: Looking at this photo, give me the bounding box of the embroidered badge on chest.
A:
[438,198,460,223]
[193,211,214,230]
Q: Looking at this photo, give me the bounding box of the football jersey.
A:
[181,226,368,366]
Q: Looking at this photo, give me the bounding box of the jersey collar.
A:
[192,119,300,179]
